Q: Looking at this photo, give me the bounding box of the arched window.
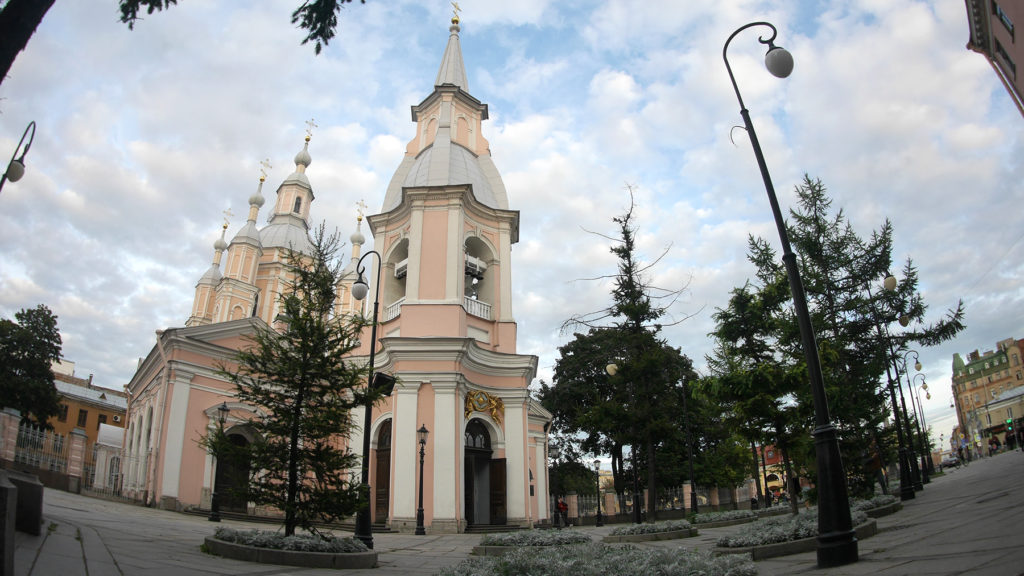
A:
[293,197,302,213]
[465,419,491,450]
[377,420,392,450]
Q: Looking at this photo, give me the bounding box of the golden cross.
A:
[356,199,368,220]
[222,208,234,229]
[259,158,272,180]
[305,118,318,139]
[452,2,461,20]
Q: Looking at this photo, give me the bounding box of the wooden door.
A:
[489,458,506,525]
[374,448,390,521]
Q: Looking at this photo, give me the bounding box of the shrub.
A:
[212,527,368,553]
[479,529,591,546]
[716,509,868,548]
[443,543,756,576]
[691,510,756,524]
[850,494,897,512]
[609,519,692,536]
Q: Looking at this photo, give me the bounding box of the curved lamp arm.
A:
[723,22,792,111]
[0,121,37,195]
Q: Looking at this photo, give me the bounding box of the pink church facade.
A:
[121,16,553,533]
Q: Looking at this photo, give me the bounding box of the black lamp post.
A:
[208,402,229,522]
[724,22,858,568]
[606,362,643,524]
[352,250,383,549]
[912,373,935,475]
[0,121,36,196]
[549,443,561,527]
[415,424,429,535]
[593,459,603,527]
[893,349,926,487]
[865,282,914,501]
[682,379,698,514]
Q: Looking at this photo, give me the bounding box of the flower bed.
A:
[204,528,376,569]
[691,510,757,528]
[602,520,698,543]
[446,543,756,576]
[473,529,592,556]
[716,509,869,548]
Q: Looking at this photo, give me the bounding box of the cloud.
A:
[0,0,1018,445]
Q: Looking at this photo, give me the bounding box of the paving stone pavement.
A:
[12,449,1023,575]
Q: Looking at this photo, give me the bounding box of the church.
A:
[121,14,553,533]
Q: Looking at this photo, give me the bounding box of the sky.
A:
[1,0,1021,450]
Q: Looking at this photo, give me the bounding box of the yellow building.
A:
[51,361,126,447]
[951,337,1024,447]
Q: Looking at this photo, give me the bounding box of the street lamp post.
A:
[895,349,927,487]
[867,280,915,500]
[208,402,229,522]
[912,373,935,475]
[0,121,36,196]
[352,250,384,549]
[724,22,858,568]
[681,379,698,514]
[606,362,643,525]
[549,443,561,527]
[415,424,429,535]
[593,459,603,527]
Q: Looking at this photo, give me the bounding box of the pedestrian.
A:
[556,497,568,528]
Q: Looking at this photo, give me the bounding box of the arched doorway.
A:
[374,420,392,523]
[464,419,505,526]
[215,432,251,513]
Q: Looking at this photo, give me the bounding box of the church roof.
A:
[380,18,509,213]
[435,20,468,91]
[402,143,497,207]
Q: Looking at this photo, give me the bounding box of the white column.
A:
[351,404,366,479]
[534,439,548,521]
[433,383,458,522]
[161,374,192,499]
[504,399,527,523]
[393,384,421,519]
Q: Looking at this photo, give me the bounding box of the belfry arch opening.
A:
[384,238,410,315]
[463,236,494,318]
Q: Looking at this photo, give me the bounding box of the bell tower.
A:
[352,14,550,535]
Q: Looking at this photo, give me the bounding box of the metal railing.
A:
[14,423,68,472]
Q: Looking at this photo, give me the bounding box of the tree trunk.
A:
[0,0,57,88]
[750,441,764,509]
[780,446,799,516]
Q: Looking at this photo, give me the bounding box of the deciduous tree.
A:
[0,304,63,426]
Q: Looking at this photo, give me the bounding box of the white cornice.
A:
[367,185,519,243]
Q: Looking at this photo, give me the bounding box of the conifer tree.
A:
[215,224,376,536]
[543,193,697,520]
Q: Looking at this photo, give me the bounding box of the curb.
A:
[864,501,902,518]
[602,527,699,543]
[203,536,378,569]
[714,518,877,561]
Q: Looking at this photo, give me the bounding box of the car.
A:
[940,456,960,469]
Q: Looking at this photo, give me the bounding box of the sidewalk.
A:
[13,450,1023,575]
